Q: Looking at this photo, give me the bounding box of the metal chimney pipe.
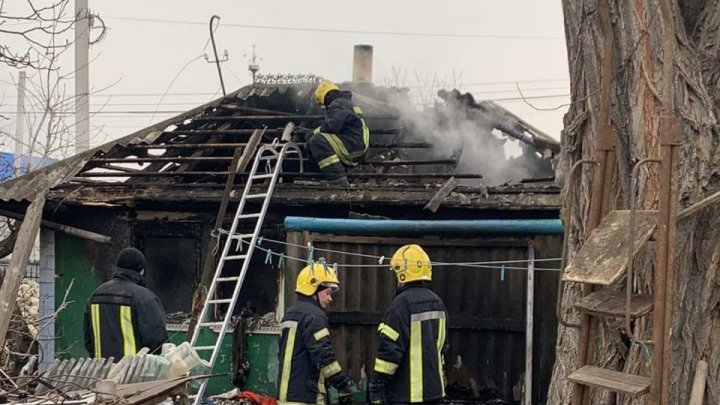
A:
[352,45,373,82]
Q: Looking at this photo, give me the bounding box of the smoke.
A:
[384,91,553,186]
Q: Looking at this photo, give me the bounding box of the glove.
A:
[366,374,385,404]
[290,131,306,143]
[338,390,353,405]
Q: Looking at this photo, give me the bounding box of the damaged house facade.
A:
[0,60,563,403]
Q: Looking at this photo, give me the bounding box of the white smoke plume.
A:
[383,90,554,186]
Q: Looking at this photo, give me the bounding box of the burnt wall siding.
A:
[285,232,560,403]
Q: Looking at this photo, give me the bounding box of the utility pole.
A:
[205,15,228,96]
[74,0,90,153]
[13,71,26,176]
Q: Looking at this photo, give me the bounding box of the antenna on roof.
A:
[245,45,262,83]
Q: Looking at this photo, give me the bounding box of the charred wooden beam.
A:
[191,114,397,122]
[102,164,142,172]
[159,128,400,136]
[91,157,457,166]
[75,171,483,179]
[218,105,294,115]
[124,141,429,150]
[0,208,111,244]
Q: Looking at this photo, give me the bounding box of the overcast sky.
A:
[1,0,569,153]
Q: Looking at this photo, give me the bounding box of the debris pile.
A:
[16,279,39,338]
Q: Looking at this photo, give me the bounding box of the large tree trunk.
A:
[549,0,720,403]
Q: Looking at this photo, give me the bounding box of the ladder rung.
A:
[199,322,225,328]
[224,254,247,261]
[216,276,239,282]
[251,174,274,180]
[245,193,268,199]
[568,365,650,396]
[229,234,254,240]
[208,298,232,305]
[238,213,261,219]
[192,345,216,351]
[574,289,654,319]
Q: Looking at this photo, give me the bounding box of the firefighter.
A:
[277,263,354,405]
[368,245,449,404]
[83,247,168,359]
[306,81,370,185]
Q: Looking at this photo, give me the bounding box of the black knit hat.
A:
[116,247,146,272]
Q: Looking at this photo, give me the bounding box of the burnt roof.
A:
[0,82,560,210]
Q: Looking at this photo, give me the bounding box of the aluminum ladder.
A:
[190,141,302,403]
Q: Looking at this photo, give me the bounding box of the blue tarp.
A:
[0,152,54,182]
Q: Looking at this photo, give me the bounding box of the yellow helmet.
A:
[390,244,432,283]
[295,262,340,296]
[314,81,340,105]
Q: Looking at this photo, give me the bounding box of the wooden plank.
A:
[424,176,458,213]
[76,171,482,179]
[567,365,650,396]
[573,288,654,318]
[689,359,708,405]
[0,195,46,346]
[126,141,429,149]
[0,208,111,244]
[562,210,657,285]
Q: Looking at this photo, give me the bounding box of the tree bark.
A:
[550,0,720,403]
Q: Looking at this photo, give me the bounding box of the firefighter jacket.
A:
[277,295,351,404]
[83,267,168,360]
[372,282,449,404]
[312,91,370,164]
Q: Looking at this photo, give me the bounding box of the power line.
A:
[0,79,570,101]
[0,92,570,116]
[104,16,565,41]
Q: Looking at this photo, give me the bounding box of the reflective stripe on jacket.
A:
[314,91,369,167]
[83,268,168,360]
[373,282,449,403]
[277,295,350,404]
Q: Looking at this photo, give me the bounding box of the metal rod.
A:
[209,16,226,96]
[660,140,681,404]
[626,158,661,343]
[676,188,720,220]
[284,217,563,235]
[556,159,596,328]
[525,241,535,405]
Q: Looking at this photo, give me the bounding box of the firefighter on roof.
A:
[305,81,370,186]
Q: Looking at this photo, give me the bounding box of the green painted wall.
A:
[55,234,100,359]
[167,329,279,396]
[244,333,279,395]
